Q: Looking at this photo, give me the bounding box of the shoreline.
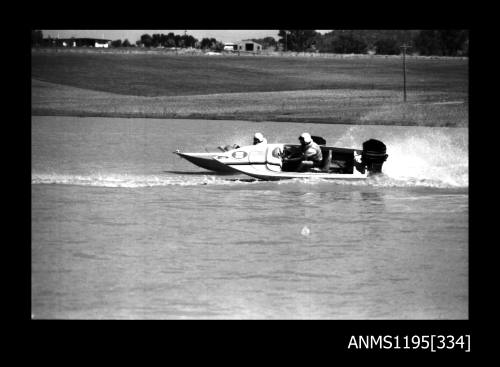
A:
[30,111,467,128]
[32,47,469,61]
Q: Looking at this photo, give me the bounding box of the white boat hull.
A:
[173,151,238,173]
[218,165,369,181]
[213,143,371,181]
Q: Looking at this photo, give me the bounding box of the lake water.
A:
[31,116,468,319]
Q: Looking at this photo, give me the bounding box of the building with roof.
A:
[235,40,262,53]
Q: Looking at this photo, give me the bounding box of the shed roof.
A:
[237,40,262,46]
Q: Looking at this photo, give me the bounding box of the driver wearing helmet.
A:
[253,132,268,145]
[296,132,323,171]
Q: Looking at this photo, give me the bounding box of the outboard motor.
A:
[361,139,388,174]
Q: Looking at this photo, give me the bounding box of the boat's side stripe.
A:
[222,161,280,166]
[225,161,281,167]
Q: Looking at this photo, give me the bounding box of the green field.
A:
[31,49,468,126]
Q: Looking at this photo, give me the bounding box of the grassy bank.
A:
[31,50,468,127]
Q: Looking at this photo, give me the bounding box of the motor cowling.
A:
[361,139,388,174]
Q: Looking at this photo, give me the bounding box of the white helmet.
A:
[299,132,312,143]
[254,132,264,143]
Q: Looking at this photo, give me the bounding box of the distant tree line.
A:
[31,30,469,56]
[31,30,222,52]
[278,30,319,52]
[412,30,469,56]
[136,32,198,48]
[32,30,134,48]
[278,29,469,56]
[110,39,133,47]
[199,38,224,51]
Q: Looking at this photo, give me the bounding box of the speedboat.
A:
[173,144,241,173]
[173,137,327,173]
[212,139,388,181]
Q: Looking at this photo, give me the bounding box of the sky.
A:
[42,30,332,43]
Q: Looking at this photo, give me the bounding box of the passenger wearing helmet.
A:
[253,132,267,145]
[296,132,323,171]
